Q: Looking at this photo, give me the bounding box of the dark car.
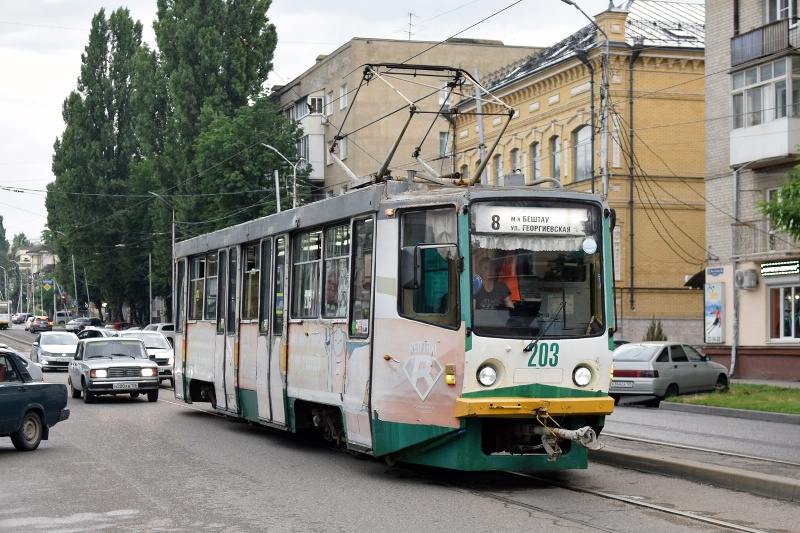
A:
[0,350,70,451]
[29,316,53,334]
[65,317,104,332]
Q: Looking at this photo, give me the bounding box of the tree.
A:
[192,97,306,232]
[643,318,668,341]
[759,164,800,240]
[153,0,278,225]
[48,8,145,321]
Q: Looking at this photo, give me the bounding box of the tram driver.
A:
[473,258,514,310]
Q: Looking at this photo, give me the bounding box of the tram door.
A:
[268,237,287,424]
[215,247,239,413]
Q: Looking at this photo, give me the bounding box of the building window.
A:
[339,84,348,109]
[340,136,348,160]
[439,131,450,157]
[294,99,308,119]
[767,0,797,23]
[573,126,592,181]
[308,96,324,114]
[493,153,503,184]
[731,58,800,128]
[550,136,560,180]
[459,164,469,182]
[326,91,333,116]
[510,148,520,173]
[769,284,800,339]
[530,142,541,180]
[298,136,309,163]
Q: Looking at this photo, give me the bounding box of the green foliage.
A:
[758,163,800,240]
[643,317,668,341]
[47,1,280,321]
[668,384,800,414]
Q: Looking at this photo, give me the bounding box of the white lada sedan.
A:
[68,338,160,403]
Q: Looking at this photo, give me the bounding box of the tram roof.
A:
[174,181,603,257]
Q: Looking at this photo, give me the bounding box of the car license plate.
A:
[611,381,633,388]
[56,357,71,363]
[112,382,138,390]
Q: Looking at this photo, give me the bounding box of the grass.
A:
[666,383,800,415]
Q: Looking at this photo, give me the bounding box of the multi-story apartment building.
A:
[705,0,800,379]
[453,1,706,342]
[269,38,540,199]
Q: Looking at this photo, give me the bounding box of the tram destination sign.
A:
[474,205,589,235]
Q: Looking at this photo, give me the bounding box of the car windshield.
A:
[122,333,171,349]
[41,333,78,345]
[84,340,147,359]
[613,344,662,362]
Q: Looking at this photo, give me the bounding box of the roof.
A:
[482,0,704,94]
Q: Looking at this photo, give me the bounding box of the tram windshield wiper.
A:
[523,301,565,352]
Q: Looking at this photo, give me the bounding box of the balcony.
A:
[734,218,800,259]
[730,116,800,166]
[731,19,791,67]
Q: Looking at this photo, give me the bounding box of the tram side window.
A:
[205,252,218,320]
[292,231,322,318]
[399,208,459,328]
[350,218,373,337]
[189,256,205,320]
[323,224,350,318]
[242,243,260,321]
[274,237,285,333]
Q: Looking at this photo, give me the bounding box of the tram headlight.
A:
[477,364,498,387]
[572,365,593,387]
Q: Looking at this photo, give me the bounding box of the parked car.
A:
[29,316,53,334]
[54,311,73,325]
[30,331,80,371]
[610,342,729,404]
[76,326,118,340]
[0,350,70,451]
[12,312,29,324]
[65,317,104,332]
[143,322,175,347]
[119,331,175,387]
[24,316,35,331]
[67,338,159,403]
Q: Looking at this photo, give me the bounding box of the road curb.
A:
[659,402,800,425]
[590,447,800,502]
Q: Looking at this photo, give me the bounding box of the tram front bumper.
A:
[454,396,615,418]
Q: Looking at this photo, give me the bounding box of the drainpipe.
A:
[629,40,644,311]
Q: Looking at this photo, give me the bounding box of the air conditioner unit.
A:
[734,269,758,290]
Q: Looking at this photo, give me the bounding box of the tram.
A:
[172,64,616,471]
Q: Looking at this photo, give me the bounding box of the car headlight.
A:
[477,364,498,387]
[41,350,53,357]
[141,368,157,377]
[91,369,108,378]
[573,365,593,387]
[167,356,174,366]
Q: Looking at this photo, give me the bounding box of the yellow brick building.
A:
[452,1,706,342]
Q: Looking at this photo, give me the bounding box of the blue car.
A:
[0,350,70,451]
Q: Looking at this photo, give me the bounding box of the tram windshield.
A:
[470,200,604,339]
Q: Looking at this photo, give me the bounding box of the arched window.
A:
[573,126,592,182]
[510,148,520,174]
[530,142,541,180]
[493,153,503,184]
[550,136,560,180]
[460,164,469,182]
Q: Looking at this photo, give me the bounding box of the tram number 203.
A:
[527,342,559,368]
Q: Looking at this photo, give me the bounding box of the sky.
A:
[0,0,702,243]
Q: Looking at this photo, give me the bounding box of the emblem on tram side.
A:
[403,341,443,401]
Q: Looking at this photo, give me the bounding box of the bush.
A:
[643,317,667,341]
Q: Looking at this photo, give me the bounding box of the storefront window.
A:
[769,285,800,339]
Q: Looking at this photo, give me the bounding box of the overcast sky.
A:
[0,0,701,243]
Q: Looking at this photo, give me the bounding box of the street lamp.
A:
[261,143,306,209]
[0,266,7,302]
[561,0,611,198]
[149,191,175,324]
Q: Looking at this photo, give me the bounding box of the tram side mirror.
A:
[606,208,617,232]
[400,246,421,289]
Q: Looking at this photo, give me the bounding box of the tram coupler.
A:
[524,425,605,461]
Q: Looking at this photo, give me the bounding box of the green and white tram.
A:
[172,179,616,471]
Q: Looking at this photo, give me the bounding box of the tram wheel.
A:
[384,454,398,467]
